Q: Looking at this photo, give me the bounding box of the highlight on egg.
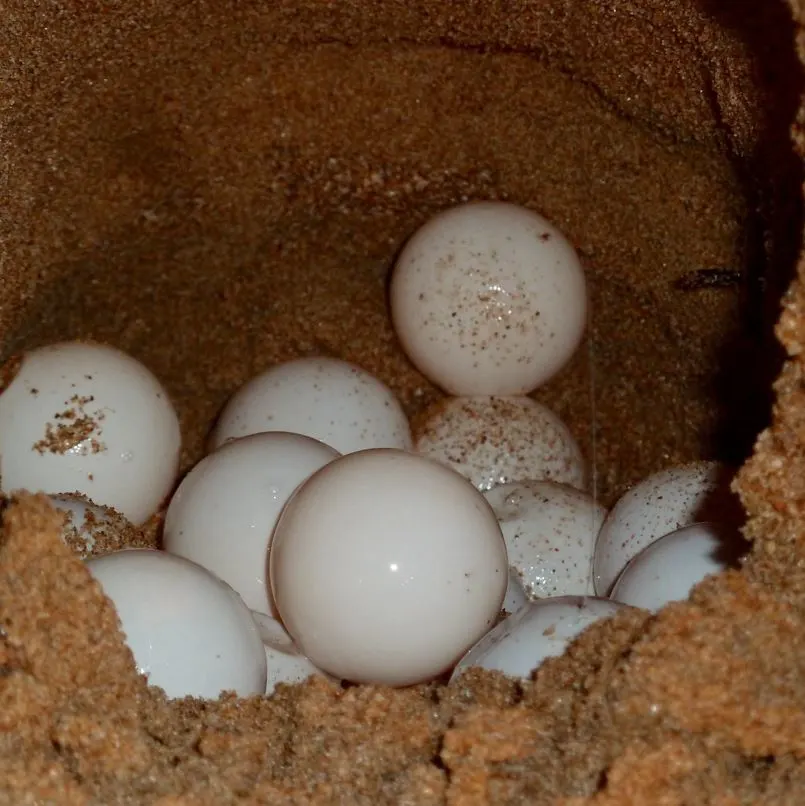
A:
[269,448,509,686]
[389,200,588,396]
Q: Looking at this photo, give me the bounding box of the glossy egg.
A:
[0,342,180,525]
[610,522,749,611]
[210,357,412,455]
[389,200,587,395]
[270,448,508,686]
[163,432,339,618]
[86,549,267,699]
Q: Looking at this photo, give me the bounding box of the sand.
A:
[2,0,805,801]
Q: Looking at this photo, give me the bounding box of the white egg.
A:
[414,396,586,492]
[0,342,181,525]
[389,200,587,395]
[86,549,267,699]
[269,448,508,686]
[610,522,749,611]
[49,493,117,558]
[485,481,606,599]
[450,596,627,682]
[593,461,743,596]
[251,612,338,696]
[209,357,412,455]
[163,431,339,618]
[503,566,528,614]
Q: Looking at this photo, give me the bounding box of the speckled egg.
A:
[209,357,412,455]
[413,396,586,492]
[389,201,587,395]
[485,481,607,599]
[593,461,744,596]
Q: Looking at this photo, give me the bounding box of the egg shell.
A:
[86,549,267,699]
[485,481,606,599]
[269,448,508,686]
[251,612,339,695]
[209,356,412,455]
[163,431,340,617]
[593,461,743,595]
[414,396,586,493]
[450,595,627,682]
[0,342,180,525]
[389,200,587,395]
[610,521,750,611]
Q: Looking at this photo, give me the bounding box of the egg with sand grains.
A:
[48,493,133,559]
[414,396,586,492]
[389,200,587,396]
[86,549,267,699]
[163,431,340,618]
[269,448,508,686]
[0,342,180,525]
[209,356,412,455]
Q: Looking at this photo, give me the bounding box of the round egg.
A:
[86,549,266,699]
[450,596,627,683]
[163,432,339,618]
[251,612,339,696]
[414,396,585,492]
[0,342,181,525]
[485,481,606,599]
[389,200,587,395]
[593,461,743,596]
[269,448,508,686]
[610,522,749,611]
[209,357,412,455]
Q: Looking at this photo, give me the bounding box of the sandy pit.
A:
[3,0,805,802]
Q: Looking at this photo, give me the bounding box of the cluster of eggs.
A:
[0,201,748,698]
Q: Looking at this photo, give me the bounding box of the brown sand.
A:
[3,0,805,802]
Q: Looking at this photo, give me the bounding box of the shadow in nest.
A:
[698,0,805,466]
